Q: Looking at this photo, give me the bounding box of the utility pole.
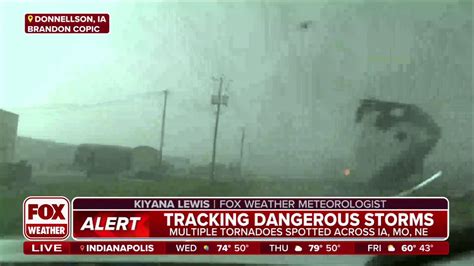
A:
[158,90,169,170]
[239,127,245,178]
[210,77,229,181]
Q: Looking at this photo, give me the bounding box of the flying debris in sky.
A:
[299,20,313,30]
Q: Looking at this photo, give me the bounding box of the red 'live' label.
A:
[23,196,70,240]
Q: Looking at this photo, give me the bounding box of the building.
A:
[0,109,19,163]
[131,146,159,174]
[74,144,132,178]
[165,156,191,175]
[0,109,32,186]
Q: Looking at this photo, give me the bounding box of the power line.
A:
[6,91,164,112]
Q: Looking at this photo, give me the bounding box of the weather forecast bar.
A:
[69,197,449,241]
[23,241,449,255]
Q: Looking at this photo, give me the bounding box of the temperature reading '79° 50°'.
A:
[309,244,341,253]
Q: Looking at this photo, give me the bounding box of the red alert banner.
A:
[23,241,450,255]
[25,14,109,34]
[70,197,449,241]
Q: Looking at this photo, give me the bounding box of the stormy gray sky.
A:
[1,0,472,175]
[0,0,337,162]
[1,0,271,159]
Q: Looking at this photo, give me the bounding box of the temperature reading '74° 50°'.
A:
[217,244,250,253]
